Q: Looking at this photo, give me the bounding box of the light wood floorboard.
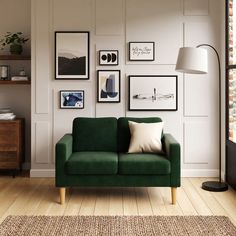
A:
[0,176,235,226]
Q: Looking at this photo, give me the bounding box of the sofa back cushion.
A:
[73,117,117,152]
[117,117,163,152]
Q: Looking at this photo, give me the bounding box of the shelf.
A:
[0,55,31,60]
[0,80,30,85]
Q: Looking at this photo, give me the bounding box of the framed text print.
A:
[97,70,120,103]
[128,75,178,111]
[129,42,155,61]
[55,31,89,80]
[60,90,84,109]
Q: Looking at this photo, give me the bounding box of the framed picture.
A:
[99,50,119,65]
[55,31,89,80]
[60,90,84,109]
[129,42,155,61]
[97,70,120,103]
[129,75,178,111]
[0,65,9,80]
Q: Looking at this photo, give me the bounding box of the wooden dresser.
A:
[0,118,24,177]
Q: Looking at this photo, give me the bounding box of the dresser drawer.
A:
[0,123,19,145]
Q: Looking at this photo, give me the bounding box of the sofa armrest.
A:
[55,134,73,186]
[163,133,181,187]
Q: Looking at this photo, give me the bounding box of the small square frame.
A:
[99,50,119,65]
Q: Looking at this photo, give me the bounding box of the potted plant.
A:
[0,32,29,55]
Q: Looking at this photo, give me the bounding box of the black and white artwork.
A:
[129,42,155,61]
[60,90,84,109]
[129,75,177,111]
[99,50,119,65]
[97,70,120,103]
[55,31,89,80]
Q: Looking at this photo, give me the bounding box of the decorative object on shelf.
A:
[60,90,84,109]
[97,70,120,103]
[99,50,119,65]
[129,42,155,61]
[11,67,29,81]
[176,44,228,192]
[128,75,178,111]
[0,32,29,55]
[11,76,29,81]
[0,108,16,120]
[19,67,26,76]
[55,31,89,80]
[0,65,9,80]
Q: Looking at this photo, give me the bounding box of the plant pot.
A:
[10,44,23,55]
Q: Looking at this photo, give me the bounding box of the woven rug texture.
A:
[0,215,236,236]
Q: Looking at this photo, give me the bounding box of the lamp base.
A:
[202,181,228,192]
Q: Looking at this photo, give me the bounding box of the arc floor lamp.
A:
[175,44,228,192]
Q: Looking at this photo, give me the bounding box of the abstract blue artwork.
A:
[60,90,84,109]
[97,70,120,103]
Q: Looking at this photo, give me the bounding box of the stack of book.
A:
[11,76,29,81]
[0,108,16,120]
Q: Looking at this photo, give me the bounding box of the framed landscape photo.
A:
[55,31,89,80]
[129,42,155,61]
[129,75,177,111]
[97,70,120,103]
[60,90,84,109]
[99,50,119,65]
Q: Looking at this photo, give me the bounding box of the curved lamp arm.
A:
[197,44,222,183]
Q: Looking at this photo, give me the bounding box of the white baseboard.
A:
[30,169,55,177]
[30,168,222,178]
[181,169,218,177]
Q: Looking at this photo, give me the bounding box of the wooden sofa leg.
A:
[171,187,177,205]
[59,187,66,204]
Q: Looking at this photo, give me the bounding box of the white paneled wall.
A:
[30,0,223,177]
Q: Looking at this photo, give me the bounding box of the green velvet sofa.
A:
[56,117,181,204]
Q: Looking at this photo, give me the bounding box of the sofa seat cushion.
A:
[118,153,170,175]
[65,152,118,175]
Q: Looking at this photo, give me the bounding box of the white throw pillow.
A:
[128,121,164,153]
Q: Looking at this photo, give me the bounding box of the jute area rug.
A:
[0,215,236,236]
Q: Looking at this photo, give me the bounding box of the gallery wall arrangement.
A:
[30,0,222,178]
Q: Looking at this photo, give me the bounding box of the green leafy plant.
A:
[0,32,29,50]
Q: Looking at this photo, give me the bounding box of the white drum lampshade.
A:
[175,47,208,74]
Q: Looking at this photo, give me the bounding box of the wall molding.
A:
[30,169,55,177]
[181,169,218,177]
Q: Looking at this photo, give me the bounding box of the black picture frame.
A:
[128,75,178,111]
[60,90,85,109]
[0,65,10,80]
[55,31,89,80]
[97,70,121,103]
[99,50,119,65]
[129,42,155,61]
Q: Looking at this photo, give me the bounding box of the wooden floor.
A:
[0,176,236,225]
